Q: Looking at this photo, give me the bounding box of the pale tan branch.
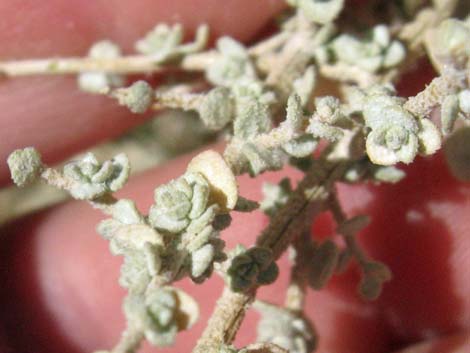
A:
[111,325,144,353]
[0,55,169,76]
[0,53,208,77]
[193,288,255,353]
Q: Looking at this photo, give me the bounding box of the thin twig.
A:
[193,288,256,353]
[0,55,169,76]
[0,53,209,77]
[111,325,144,353]
[328,189,368,266]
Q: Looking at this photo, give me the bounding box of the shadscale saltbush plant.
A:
[2,1,470,353]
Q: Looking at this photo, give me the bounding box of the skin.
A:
[0,1,469,353]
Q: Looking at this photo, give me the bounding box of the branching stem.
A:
[192,160,349,353]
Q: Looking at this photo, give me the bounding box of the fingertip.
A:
[0,0,286,58]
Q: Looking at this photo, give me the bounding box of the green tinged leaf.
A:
[233,96,271,139]
[227,246,279,292]
[7,147,43,187]
[63,153,130,200]
[308,240,339,290]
